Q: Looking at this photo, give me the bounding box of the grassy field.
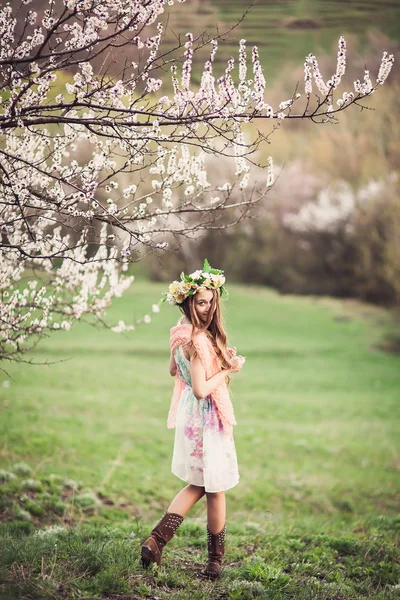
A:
[0,281,399,599]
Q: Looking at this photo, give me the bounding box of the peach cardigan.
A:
[168,323,237,434]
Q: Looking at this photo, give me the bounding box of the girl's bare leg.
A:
[206,491,226,533]
[167,484,205,516]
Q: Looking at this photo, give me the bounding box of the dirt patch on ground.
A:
[373,334,400,355]
[281,17,321,29]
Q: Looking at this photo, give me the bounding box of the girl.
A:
[141,260,245,579]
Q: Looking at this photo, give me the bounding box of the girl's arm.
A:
[169,351,177,377]
[191,354,235,400]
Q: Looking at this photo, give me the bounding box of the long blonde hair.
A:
[179,289,234,370]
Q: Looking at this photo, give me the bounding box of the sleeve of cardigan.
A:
[169,323,193,351]
[191,331,215,375]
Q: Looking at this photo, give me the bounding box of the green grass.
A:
[0,281,399,599]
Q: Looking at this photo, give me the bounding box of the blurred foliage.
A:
[213,190,400,307]
[351,191,400,305]
[149,176,400,308]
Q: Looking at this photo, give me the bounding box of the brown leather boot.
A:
[204,525,226,579]
[141,511,184,568]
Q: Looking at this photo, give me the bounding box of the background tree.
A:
[0,0,394,361]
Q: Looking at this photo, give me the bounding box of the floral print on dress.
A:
[171,345,239,492]
[184,424,201,440]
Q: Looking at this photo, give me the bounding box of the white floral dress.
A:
[171,345,239,493]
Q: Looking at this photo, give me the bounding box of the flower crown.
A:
[162,258,227,306]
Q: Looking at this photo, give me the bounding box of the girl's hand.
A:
[230,355,246,373]
[228,346,237,358]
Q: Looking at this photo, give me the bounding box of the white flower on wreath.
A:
[210,273,225,288]
[178,281,192,295]
[166,293,177,305]
[190,269,203,280]
[175,292,186,303]
[169,281,180,296]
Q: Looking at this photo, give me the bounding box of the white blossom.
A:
[283,177,394,234]
[304,60,312,96]
[305,54,330,96]
[146,78,162,93]
[377,51,395,84]
[184,185,194,196]
[266,157,274,188]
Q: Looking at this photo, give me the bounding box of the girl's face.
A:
[194,289,214,323]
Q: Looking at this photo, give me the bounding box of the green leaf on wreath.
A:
[203,258,211,272]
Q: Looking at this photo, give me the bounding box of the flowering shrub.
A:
[0,0,394,360]
[194,168,400,306]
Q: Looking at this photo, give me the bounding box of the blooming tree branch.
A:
[0,0,394,361]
